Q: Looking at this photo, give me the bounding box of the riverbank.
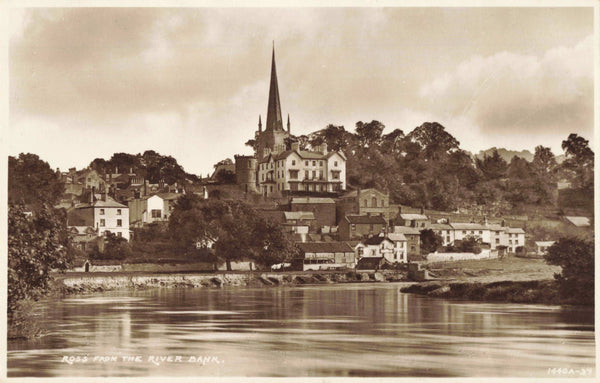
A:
[400,279,591,306]
[55,270,408,294]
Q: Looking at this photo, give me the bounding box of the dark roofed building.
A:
[296,241,355,271]
[339,214,387,241]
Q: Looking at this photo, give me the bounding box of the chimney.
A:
[321,142,328,154]
[291,142,299,151]
[144,180,149,196]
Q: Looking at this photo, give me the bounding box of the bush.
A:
[544,237,594,305]
[7,299,44,340]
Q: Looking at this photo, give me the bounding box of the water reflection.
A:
[7,283,595,377]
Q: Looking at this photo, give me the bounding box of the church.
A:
[235,46,346,197]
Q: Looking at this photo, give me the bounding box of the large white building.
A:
[67,195,130,241]
[258,142,346,196]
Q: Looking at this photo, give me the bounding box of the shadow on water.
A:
[7,283,595,377]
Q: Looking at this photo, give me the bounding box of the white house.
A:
[535,241,555,255]
[93,198,130,240]
[357,233,407,264]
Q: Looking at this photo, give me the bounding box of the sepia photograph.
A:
[3,2,597,380]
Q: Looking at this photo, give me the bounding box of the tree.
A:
[532,145,557,179]
[91,232,132,260]
[420,229,443,255]
[560,134,594,190]
[544,237,594,304]
[169,195,297,270]
[476,149,507,180]
[407,122,459,161]
[355,120,385,147]
[8,204,72,318]
[8,153,65,210]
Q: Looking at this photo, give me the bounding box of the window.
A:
[358,247,364,256]
[319,170,323,179]
[289,170,299,179]
[320,161,323,166]
[479,230,482,234]
[117,219,122,227]
[312,161,316,166]
[369,224,374,231]
[305,170,309,179]
[446,236,450,242]
[462,230,466,234]
[332,171,340,180]
[509,240,513,244]
[117,232,122,237]
[270,186,273,192]
[305,161,308,166]
[151,209,161,218]
[334,161,338,166]
[100,209,105,215]
[117,209,122,215]
[312,170,316,179]
[351,224,356,231]
[292,160,296,166]
[100,219,105,227]
[364,199,368,207]
[495,238,500,244]
[372,197,377,207]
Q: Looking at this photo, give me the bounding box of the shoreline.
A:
[54,270,409,294]
[400,279,592,306]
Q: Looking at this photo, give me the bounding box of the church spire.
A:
[287,114,290,133]
[258,115,262,132]
[265,43,283,132]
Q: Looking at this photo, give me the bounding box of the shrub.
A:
[544,237,594,305]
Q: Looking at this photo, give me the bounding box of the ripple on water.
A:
[62,297,148,305]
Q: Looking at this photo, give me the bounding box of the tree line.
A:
[255,121,593,214]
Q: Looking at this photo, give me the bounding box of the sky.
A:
[7,6,596,176]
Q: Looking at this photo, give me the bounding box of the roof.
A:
[429,223,453,230]
[345,214,387,224]
[291,197,335,204]
[399,213,428,221]
[345,240,362,248]
[356,257,386,270]
[392,226,421,235]
[565,216,591,227]
[450,223,488,231]
[156,192,182,201]
[535,241,555,247]
[340,188,387,199]
[363,236,393,245]
[297,242,354,254]
[507,227,526,234]
[68,226,96,235]
[386,233,407,242]
[486,224,506,231]
[284,211,315,221]
[92,196,127,208]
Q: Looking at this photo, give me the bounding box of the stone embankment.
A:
[59,270,407,294]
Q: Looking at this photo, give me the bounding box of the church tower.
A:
[256,44,290,161]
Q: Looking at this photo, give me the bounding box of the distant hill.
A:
[475,147,565,164]
[475,148,534,162]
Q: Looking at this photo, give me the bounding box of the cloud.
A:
[419,34,594,136]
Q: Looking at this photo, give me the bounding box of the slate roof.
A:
[291,197,335,204]
[507,227,526,234]
[429,223,453,230]
[92,197,127,208]
[450,223,488,231]
[363,236,392,245]
[356,257,386,270]
[391,226,421,235]
[284,211,315,221]
[386,233,407,242]
[345,214,387,224]
[565,216,591,227]
[399,213,428,221]
[297,242,354,254]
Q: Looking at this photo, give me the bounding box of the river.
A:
[7,283,595,377]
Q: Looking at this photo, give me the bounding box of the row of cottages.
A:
[428,222,526,253]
